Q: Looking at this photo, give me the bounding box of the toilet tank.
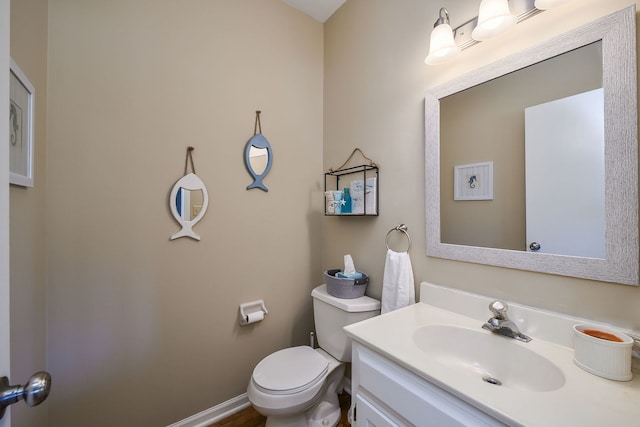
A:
[311,284,380,362]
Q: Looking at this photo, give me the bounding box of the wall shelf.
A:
[324,165,379,216]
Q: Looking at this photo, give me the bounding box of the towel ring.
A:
[385,224,411,252]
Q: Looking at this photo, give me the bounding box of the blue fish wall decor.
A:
[244,111,273,192]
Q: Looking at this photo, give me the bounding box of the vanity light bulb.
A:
[425,23,460,65]
[471,0,516,41]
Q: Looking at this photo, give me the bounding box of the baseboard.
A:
[168,377,351,426]
[167,393,250,427]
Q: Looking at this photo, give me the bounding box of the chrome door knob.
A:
[0,371,51,419]
[529,242,541,251]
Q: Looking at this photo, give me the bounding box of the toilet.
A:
[247,284,380,427]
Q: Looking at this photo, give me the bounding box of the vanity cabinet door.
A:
[355,394,406,427]
[352,342,507,427]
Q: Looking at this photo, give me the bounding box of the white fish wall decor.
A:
[169,147,209,241]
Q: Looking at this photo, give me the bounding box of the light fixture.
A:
[425,8,460,65]
[424,0,558,66]
[471,0,516,41]
[534,0,572,10]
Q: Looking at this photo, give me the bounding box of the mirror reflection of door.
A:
[176,188,204,221]
[249,146,269,176]
[525,88,605,258]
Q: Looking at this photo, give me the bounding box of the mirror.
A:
[248,146,269,176]
[425,7,638,285]
[440,42,603,255]
[169,173,209,241]
[175,188,204,221]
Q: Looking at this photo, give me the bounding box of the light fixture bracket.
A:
[453,0,542,50]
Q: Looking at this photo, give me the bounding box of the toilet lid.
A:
[252,346,328,395]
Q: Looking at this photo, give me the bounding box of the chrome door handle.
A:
[529,242,541,251]
[0,372,51,419]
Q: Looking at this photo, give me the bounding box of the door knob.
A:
[529,242,541,251]
[0,371,51,419]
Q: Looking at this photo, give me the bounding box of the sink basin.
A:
[413,325,565,392]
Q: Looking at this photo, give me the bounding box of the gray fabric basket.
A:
[324,269,369,299]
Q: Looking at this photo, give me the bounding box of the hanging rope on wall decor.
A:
[329,148,379,172]
[184,146,196,175]
[254,110,262,135]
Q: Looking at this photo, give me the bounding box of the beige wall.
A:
[45,0,323,425]
[9,1,48,427]
[324,0,640,335]
[9,0,640,426]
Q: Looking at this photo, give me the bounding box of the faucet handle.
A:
[488,300,508,318]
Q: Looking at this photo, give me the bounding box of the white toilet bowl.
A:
[247,285,381,427]
[247,346,344,427]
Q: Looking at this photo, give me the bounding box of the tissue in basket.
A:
[324,269,369,299]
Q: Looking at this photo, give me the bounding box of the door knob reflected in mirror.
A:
[529,242,541,251]
[0,371,51,419]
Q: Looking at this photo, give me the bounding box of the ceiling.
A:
[281,0,347,23]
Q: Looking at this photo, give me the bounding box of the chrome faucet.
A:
[482,300,531,342]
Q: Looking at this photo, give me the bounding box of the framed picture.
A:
[454,161,493,201]
[9,58,35,187]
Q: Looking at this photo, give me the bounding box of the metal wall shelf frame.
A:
[324,165,379,216]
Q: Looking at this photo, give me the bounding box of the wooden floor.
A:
[208,392,351,427]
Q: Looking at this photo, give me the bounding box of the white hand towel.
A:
[381,249,415,314]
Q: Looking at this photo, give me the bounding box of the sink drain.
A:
[482,376,502,386]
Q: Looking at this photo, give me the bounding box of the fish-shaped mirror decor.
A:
[169,147,209,241]
[244,110,273,192]
[169,173,209,240]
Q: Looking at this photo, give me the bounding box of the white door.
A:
[524,88,605,258]
[1,0,12,425]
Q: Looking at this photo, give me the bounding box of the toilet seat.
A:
[252,346,329,395]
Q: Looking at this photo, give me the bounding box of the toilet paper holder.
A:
[239,300,268,326]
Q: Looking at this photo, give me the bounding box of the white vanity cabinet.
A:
[350,342,508,427]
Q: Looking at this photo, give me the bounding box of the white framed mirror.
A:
[425,6,638,285]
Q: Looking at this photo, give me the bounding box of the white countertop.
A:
[344,283,640,427]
